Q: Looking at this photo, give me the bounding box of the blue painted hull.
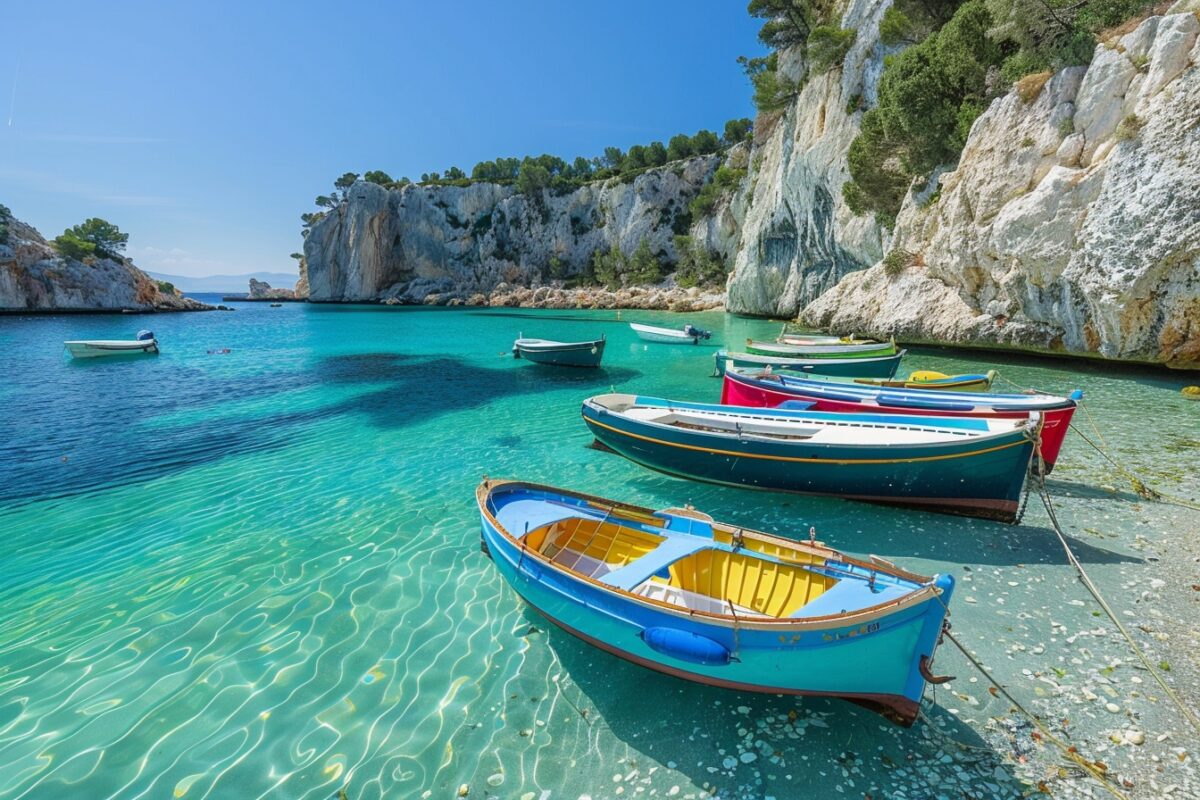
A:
[478,481,955,724]
[582,396,1035,521]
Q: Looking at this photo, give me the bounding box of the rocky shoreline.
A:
[411,283,724,312]
[0,213,213,314]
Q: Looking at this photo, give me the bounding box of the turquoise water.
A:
[1,300,1197,799]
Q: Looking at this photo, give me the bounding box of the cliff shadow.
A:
[523,605,1028,799]
[0,353,641,508]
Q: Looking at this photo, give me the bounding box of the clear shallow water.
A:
[1,301,1197,799]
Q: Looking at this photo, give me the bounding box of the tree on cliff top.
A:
[53,218,129,261]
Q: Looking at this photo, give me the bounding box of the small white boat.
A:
[64,330,159,359]
[629,322,712,344]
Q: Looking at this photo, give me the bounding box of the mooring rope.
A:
[1033,470,1200,736]
[935,624,1130,800]
[994,373,1200,510]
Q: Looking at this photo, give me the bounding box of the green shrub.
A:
[1058,116,1075,137]
[738,53,801,114]
[548,255,567,280]
[627,239,664,284]
[55,218,128,259]
[0,203,9,245]
[842,1,1003,224]
[807,26,857,72]
[689,166,746,218]
[591,246,625,289]
[882,249,912,276]
[1114,113,1143,141]
[673,236,728,288]
[841,0,1159,226]
[54,230,97,260]
[155,280,177,296]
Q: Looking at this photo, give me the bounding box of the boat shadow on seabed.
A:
[531,604,1030,798]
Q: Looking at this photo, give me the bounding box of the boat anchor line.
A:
[924,593,1130,800]
[1033,465,1200,737]
[993,372,1200,511]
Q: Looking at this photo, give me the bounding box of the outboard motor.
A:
[136,330,155,341]
[683,324,712,341]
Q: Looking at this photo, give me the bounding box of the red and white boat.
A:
[720,367,1081,472]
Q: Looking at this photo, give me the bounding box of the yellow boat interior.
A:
[521,515,840,619]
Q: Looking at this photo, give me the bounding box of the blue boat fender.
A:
[1069,389,1084,401]
[641,627,732,666]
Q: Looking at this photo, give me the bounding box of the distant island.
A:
[146,270,301,295]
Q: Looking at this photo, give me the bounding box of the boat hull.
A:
[631,323,705,344]
[479,483,954,725]
[64,340,159,359]
[715,350,904,379]
[582,400,1035,521]
[746,340,897,359]
[514,338,605,368]
[720,369,1075,472]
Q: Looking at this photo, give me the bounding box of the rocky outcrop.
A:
[303,155,723,304]
[247,277,298,300]
[801,10,1200,368]
[724,0,890,316]
[0,213,211,313]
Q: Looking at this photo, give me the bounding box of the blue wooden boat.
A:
[713,350,905,379]
[581,394,1039,521]
[513,335,605,368]
[477,479,955,725]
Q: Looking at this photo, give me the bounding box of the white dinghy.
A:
[629,322,712,344]
[64,330,159,359]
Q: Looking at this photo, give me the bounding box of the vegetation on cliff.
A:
[739,0,860,113]
[52,218,130,261]
[299,123,752,237]
[0,203,11,245]
[839,0,1161,224]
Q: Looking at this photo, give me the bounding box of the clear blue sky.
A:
[0,1,763,279]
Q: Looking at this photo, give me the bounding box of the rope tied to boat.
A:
[934,622,1130,800]
[996,373,1200,511]
[1033,469,1200,737]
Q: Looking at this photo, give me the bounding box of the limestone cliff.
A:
[303,155,723,303]
[724,0,891,316]
[0,212,210,313]
[800,9,1200,368]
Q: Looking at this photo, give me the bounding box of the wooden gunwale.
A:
[477,480,941,630]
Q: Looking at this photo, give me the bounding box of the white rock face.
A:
[0,215,208,313]
[303,155,723,303]
[724,0,891,316]
[803,12,1200,367]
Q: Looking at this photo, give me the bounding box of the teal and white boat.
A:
[714,349,905,378]
[477,479,956,726]
[513,335,606,368]
[746,338,897,359]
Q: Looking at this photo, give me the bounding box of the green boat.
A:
[745,338,897,359]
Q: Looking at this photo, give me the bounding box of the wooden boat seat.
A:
[599,537,713,590]
[788,579,912,618]
[631,581,767,617]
